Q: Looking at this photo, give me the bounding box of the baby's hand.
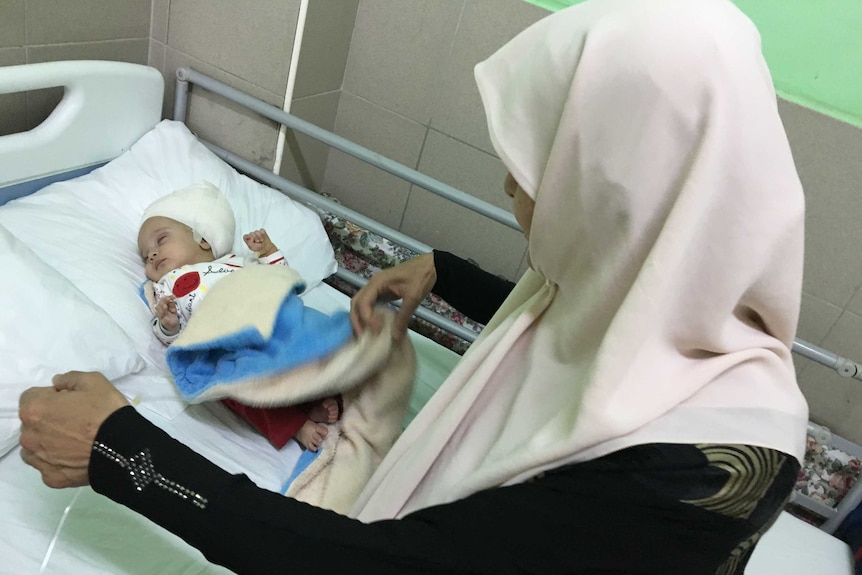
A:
[244,229,277,257]
[155,295,179,333]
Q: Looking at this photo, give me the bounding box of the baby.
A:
[138,181,338,451]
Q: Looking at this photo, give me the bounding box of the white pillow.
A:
[0,120,337,379]
[0,223,145,456]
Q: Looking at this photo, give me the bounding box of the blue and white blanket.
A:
[165,265,417,513]
[166,277,352,404]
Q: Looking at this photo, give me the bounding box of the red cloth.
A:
[221,399,309,449]
[221,396,343,449]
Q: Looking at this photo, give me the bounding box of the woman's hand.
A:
[19,371,129,488]
[350,252,437,341]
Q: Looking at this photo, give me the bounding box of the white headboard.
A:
[0,60,163,187]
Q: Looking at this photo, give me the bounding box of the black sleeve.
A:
[431,251,516,325]
[89,407,596,575]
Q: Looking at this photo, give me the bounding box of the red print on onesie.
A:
[172,271,201,298]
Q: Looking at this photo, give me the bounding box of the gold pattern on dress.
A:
[681,444,783,520]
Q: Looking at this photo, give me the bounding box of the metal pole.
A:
[792,338,862,380]
[178,67,862,367]
[173,69,190,122]
[333,268,479,343]
[176,67,521,231]
[202,140,433,255]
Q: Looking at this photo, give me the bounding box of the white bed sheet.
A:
[0,415,236,575]
[746,511,853,574]
[0,281,463,575]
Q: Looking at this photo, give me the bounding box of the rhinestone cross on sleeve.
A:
[93,442,209,510]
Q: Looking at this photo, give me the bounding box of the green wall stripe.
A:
[522,0,862,128]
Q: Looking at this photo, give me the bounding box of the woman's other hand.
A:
[350,252,437,341]
[19,371,129,488]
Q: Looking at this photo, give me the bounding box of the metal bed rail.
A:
[173,66,862,380]
[199,140,479,343]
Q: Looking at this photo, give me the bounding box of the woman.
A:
[19,0,808,573]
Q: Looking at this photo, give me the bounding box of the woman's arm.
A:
[22,373,729,574]
[90,407,583,575]
[432,251,515,325]
[350,251,516,340]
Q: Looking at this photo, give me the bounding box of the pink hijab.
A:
[352,0,808,521]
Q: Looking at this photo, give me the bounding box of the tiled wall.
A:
[319,0,549,280]
[781,100,862,444]
[148,0,358,182]
[277,0,359,191]
[148,0,301,169]
[0,0,150,136]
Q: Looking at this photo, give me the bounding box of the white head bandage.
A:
[141,181,235,258]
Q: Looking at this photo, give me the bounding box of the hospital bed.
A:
[0,60,853,574]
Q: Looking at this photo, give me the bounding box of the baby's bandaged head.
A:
[141,181,235,258]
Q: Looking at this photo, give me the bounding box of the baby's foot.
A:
[308,398,340,424]
[295,420,328,452]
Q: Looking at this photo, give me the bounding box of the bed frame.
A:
[0,60,856,572]
[171,67,862,373]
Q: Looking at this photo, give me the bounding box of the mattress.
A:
[746,511,853,574]
[0,282,461,574]
[0,113,463,573]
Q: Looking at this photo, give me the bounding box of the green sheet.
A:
[404,331,461,427]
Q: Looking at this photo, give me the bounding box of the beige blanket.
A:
[172,265,416,514]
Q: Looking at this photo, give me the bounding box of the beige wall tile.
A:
[799,311,862,444]
[26,39,149,65]
[0,0,25,47]
[797,292,843,345]
[278,91,340,192]
[25,39,149,128]
[846,286,862,317]
[419,128,511,210]
[186,93,281,170]
[151,0,170,44]
[167,0,298,96]
[0,46,25,67]
[163,47,284,114]
[321,92,425,229]
[796,363,853,440]
[401,186,527,280]
[401,130,527,279]
[779,99,862,308]
[23,86,61,130]
[0,90,26,136]
[148,40,166,76]
[293,0,358,99]
[26,0,150,44]
[0,47,26,136]
[164,47,282,169]
[793,293,834,389]
[844,396,862,446]
[429,0,548,154]
[342,0,462,124]
[819,311,862,371]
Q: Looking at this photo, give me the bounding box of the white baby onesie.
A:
[146,252,286,344]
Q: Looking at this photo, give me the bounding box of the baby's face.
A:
[138,217,214,282]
